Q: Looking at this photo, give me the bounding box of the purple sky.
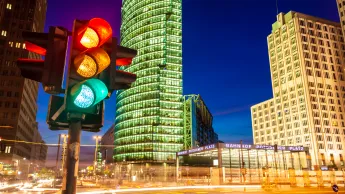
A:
[37,0,340,167]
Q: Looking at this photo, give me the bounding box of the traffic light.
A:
[99,42,137,94]
[17,26,69,94]
[65,18,137,115]
[65,18,113,114]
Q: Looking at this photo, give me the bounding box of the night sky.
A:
[38,0,339,166]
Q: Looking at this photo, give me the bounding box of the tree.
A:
[37,168,54,179]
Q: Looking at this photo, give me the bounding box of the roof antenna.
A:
[276,0,279,14]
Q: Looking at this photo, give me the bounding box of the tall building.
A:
[0,0,47,165]
[251,11,345,168]
[101,124,114,164]
[30,127,47,167]
[336,0,345,36]
[114,0,183,163]
[183,94,218,148]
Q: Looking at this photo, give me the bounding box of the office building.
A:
[183,94,218,149]
[101,124,114,164]
[337,0,345,38]
[114,0,183,163]
[0,0,47,167]
[30,127,47,167]
[251,11,345,169]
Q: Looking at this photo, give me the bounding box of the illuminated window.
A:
[1,30,6,36]
[8,41,13,47]
[5,146,11,153]
[15,42,21,48]
[6,3,12,10]
[22,43,26,49]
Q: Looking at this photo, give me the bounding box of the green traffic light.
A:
[71,79,108,109]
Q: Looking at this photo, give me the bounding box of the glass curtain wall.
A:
[115,0,183,162]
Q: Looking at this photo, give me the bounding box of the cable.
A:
[0,138,116,147]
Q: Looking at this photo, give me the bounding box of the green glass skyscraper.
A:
[114,0,183,163]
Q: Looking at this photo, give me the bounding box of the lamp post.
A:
[61,134,68,171]
[93,136,101,179]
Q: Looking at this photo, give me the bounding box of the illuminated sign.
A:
[177,151,188,156]
[205,144,216,150]
[176,143,306,156]
[177,144,217,156]
[225,144,252,149]
[288,146,304,151]
[188,147,204,154]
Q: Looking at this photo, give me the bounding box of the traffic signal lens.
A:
[70,79,108,109]
[74,85,95,108]
[74,48,110,78]
[76,55,97,78]
[80,27,99,48]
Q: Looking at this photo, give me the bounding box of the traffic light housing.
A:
[17,26,69,94]
[65,18,113,114]
[66,18,137,115]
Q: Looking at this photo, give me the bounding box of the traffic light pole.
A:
[61,113,84,194]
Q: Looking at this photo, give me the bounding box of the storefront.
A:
[176,143,310,184]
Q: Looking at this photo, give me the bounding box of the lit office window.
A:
[8,41,13,47]
[1,30,7,36]
[5,146,11,153]
[6,3,12,10]
[22,43,26,49]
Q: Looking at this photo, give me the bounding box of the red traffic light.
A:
[116,58,133,66]
[25,41,47,55]
[75,18,112,50]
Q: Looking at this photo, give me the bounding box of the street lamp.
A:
[93,136,101,180]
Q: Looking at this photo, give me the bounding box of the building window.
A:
[330,154,335,165]
[11,112,16,119]
[8,41,13,47]
[340,154,344,166]
[321,153,326,165]
[6,3,12,10]
[22,43,26,49]
[1,30,7,36]
[5,146,11,153]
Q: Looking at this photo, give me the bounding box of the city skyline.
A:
[33,0,340,165]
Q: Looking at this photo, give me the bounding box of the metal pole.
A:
[55,134,61,176]
[248,150,251,183]
[238,144,241,183]
[257,150,261,182]
[240,140,245,189]
[274,148,278,186]
[176,153,179,183]
[61,113,83,194]
[94,138,99,177]
[229,148,232,182]
[54,134,61,187]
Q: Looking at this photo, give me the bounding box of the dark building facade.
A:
[0,0,47,166]
[101,124,115,164]
[183,95,218,149]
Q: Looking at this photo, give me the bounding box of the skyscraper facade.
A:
[183,94,218,148]
[114,0,183,163]
[336,0,345,36]
[0,0,46,166]
[251,12,345,168]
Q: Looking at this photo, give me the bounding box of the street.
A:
[75,186,342,194]
[0,185,342,194]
